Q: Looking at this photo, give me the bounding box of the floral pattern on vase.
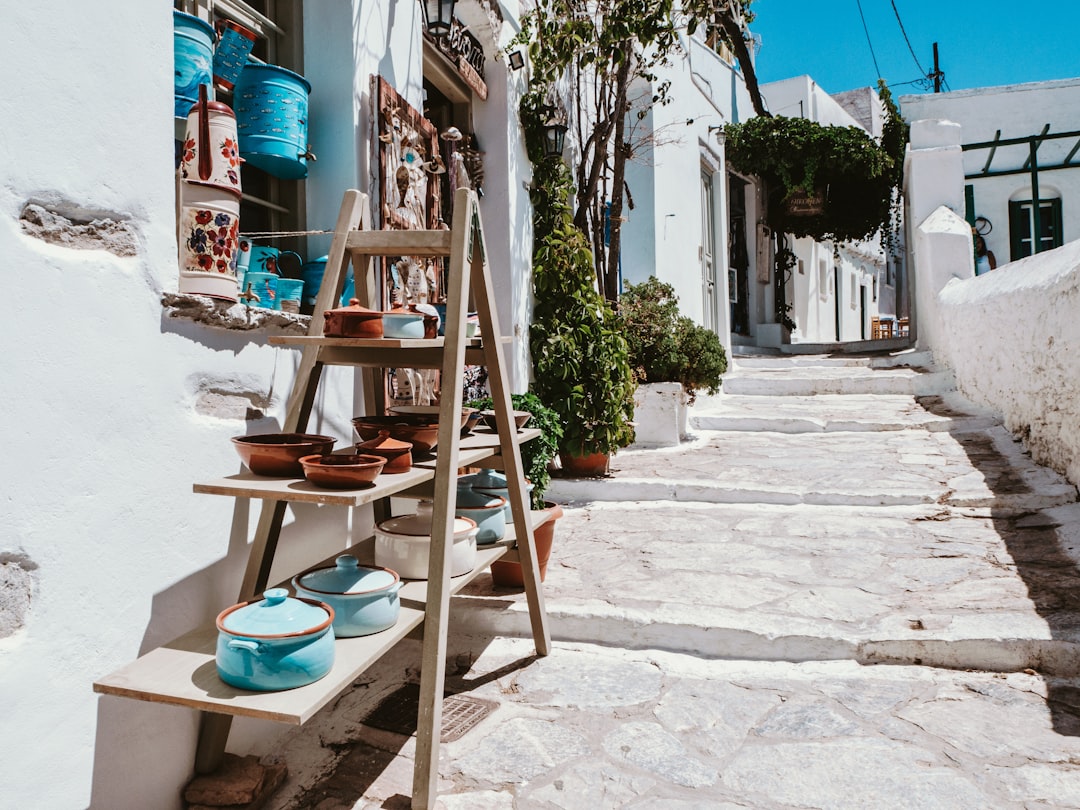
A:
[180,207,240,276]
[179,130,242,194]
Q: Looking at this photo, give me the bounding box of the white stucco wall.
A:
[901,79,1080,266]
[620,31,749,355]
[936,240,1080,486]
[1,3,531,808]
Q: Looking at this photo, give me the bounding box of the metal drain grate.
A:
[362,683,497,742]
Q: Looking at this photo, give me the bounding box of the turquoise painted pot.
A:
[173,11,214,119]
[292,556,403,638]
[215,588,335,692]
[455,487,507,545]
[466,468,534,518]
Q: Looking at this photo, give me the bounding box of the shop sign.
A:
[432,18,488,100]
[785,187,826,216]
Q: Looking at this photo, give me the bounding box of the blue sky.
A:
[748,1,1080,105]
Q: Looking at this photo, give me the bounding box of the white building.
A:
[901,78,1080,266]
[1,2,531,807]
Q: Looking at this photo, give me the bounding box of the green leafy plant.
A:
[723,81,908,247]
[467,392,563,509]
[619,277,727,403]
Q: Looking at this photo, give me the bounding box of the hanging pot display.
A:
[173,11,214,119]
[179,94,242,195]
[212,20,257,92]
[234,63,315,180]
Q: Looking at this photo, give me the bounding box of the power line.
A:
[890,0,926,76]
[855,0,882,81]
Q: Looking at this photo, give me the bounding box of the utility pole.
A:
[930,42,944,93]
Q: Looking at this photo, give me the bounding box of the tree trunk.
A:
[604,55,633,301]
[715,8,769,118]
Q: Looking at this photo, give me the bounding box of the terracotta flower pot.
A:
[559,450,610,477]
[490,502,564,588]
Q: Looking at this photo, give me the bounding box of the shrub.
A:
[619,276,727,402]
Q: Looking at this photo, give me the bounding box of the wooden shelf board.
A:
[267,335,509,348]
[93,541,511,724]
[192,445,508,505]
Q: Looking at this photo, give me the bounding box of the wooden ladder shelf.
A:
[94,188,550,810]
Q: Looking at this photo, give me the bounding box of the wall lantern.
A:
[541,106,568,159]
[422,0,456,38]
[507,50,525,71]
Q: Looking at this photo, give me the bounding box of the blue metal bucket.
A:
[173,11,214,119]
[234,63,314,180]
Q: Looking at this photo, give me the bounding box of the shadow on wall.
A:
[87,462,363,809]
[917,395,1080,738]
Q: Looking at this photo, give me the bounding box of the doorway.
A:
[700,169,718,332]
[833,265,841,342]
[728,174,750,335]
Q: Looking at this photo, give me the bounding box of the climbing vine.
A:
[724,81,908,247]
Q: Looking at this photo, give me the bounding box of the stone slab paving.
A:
[264,638,1080,809]
[456,500,1080,673]
[252,352,1080,808]
[691,392,1001,434]
[548,424,1077,511]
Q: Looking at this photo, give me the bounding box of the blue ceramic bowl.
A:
[454,492,507,545]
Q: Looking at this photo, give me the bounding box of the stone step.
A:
[733,349,936,370]
[548,425,1078,513]
[690,392,1000,434]
[458,500,1080,674]
[721,365,955,397]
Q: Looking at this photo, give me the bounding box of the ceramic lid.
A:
[325,299,381,318]
[455,483,505,509]
[378,501,477,537]
[358,430,412,452]
[295,555,397,594]
[468,468,508,489]
[219,588,332,637]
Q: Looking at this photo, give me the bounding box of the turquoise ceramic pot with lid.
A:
[467,469,533,519]
[215,588,335,691]
[292,556,403,638]
[455,475,507,544]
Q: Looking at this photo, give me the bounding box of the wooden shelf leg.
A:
[194,713,233,774]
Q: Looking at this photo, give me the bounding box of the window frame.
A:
[1009,197,1063,261]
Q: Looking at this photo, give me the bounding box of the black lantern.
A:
[541,106,568,159]
[422,0,456,38]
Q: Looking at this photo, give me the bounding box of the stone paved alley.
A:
[259,349,1080,809]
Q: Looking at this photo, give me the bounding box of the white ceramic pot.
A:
[180,97,243,195]
[178,183,241,301]
[374,501,478,579]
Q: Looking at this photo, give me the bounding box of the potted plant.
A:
[467,391,565,586]
[619,276,727,445]
[521,96,637,477]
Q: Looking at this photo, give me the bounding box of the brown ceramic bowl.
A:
[386,405,474,433]
[351,415,441,454]
[232,433,337,476]
[480,410,532,431]
[356,430,413,473]
[299,453,387,489]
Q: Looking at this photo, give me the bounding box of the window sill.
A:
[162,292,311,335]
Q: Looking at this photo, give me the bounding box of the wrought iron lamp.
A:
[422,0,456,38]
[541,106,568,159]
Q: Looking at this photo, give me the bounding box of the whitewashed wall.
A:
[620,31,751,355]
[936,240,1080,486]
[901,79,1080,267]
[0,2,529,808]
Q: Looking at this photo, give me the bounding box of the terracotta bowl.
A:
[352,415,441,454]
[480,410,532,431]
[232,433,337,477]
[299,453,387,489]
[387,405,474,433]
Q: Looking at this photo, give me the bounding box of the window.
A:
[175,0,306,242]
[1009,198,1063,261]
